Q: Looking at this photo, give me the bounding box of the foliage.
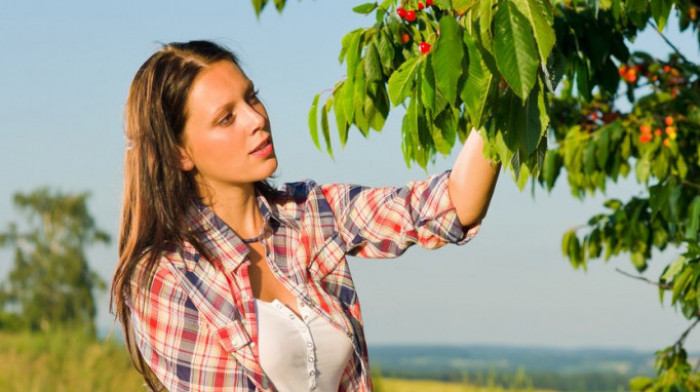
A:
[251,1,700,391]
[0,188,110,335]
[0,330,143,392]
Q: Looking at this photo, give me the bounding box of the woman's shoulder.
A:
[129,242,194,290]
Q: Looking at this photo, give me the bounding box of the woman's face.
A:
[178,60,277,194]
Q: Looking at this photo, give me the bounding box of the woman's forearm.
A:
[447,129,501,227]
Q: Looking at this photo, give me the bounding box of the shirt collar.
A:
[184,189,281,275]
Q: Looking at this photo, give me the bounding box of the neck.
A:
[198,179,262,239]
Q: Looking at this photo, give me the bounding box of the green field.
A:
[0,330,556,392]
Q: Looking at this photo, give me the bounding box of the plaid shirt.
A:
[127,169,480,392]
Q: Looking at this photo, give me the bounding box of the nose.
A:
[241,101,267,134]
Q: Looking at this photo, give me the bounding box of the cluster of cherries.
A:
[396,1,435,54]
[638,116,677,147]
[618,61,685,98]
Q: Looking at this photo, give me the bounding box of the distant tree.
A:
[0,188,110,336]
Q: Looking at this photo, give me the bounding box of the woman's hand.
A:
[447,129,501,227]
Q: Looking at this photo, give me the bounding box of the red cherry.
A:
[663,65,671,73]
[426,0,434,5]
[638,134,652,143]
[405,10,416,21]
[397,7,407,18]
[418,2,425,10]
[419,42,431,54]
[401,33,410,44]
[664,116,674,126]
[654,129,662,136]
[618,65,627,76]
[663,138,671,147]
[590,112,599,120]
[639,124,651,134]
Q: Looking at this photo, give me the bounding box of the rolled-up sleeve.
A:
[319,169,481,258]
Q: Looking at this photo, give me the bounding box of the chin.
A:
[260,157,279,179]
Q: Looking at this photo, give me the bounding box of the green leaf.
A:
[353,61,369,135]
[596,122,614,168]
[511,0,555,63]
[321,99,333,158]
[493,0,539,100]
[497,84,545,157]
[432,107,458,156]
[583,141,596,174]
[452,0,474,13]
[364,41,383,82]
[433,0,452,10]
[367,82,389,131]
[272,0,285,12]
[333,83,349,147]
[575,59,591,101]
[685,196,700,241]
[421,57,436,112]
[662,257,686,281]
[628,377,653,391]
[542,150,561,190]
[308,93,320,150]
[462,31,493,129]
[388,56,421,106]
[343,76,355,125]
[346,30,363,81]
[433,16,464,105]
[403,96,426,168]
[479,0,495,51]
[604,198,622,210]
[650,0,673,31]
[635,156,651,183]
[252,0,268,16]
[353,2,378,14]
[377,30,395,75]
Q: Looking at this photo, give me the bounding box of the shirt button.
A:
[309,370,315,376]
[306,342,313,348]
[289,314,295,320]
[308,356,314,362]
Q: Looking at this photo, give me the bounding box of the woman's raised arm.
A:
[447,129,502,227]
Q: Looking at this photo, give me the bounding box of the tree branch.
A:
[681,179,700,191]
[674,317,700,348]
[615,268,671,289]
[648,21,690,63]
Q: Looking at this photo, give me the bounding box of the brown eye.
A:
[219,111,234,126]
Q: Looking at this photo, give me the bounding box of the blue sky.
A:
[1,0,699,352]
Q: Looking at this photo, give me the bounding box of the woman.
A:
[111,40,500,392]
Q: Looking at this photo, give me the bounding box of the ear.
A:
[177,145,195,171]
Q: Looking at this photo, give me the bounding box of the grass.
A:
[0,330,144,391]
[378,377,555,392]
[0,330,556,391]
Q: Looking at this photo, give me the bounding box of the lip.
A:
[249,136,272,154]
[249,136,274,158]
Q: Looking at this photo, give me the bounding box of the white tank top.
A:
[255,298,354,392]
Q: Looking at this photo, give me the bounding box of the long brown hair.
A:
[111,40,277,391]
